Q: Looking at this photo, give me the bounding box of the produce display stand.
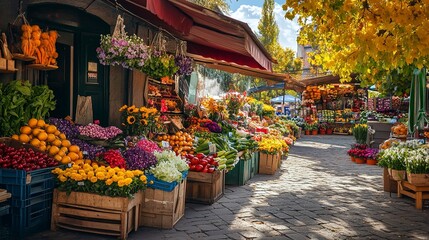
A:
[258,152,280,175]
[51,189,143,240]
[383,168,397,193]
[397,181,429,209]
[186,170,225,205]
[140,178,186,229]
[225,152,259,186]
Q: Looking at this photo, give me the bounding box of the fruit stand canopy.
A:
[116,0,273,71]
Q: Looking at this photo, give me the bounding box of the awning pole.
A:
[282,89,286,114]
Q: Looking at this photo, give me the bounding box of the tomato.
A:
[189,165,196,171]
[196,153,206,159]
[191,157,199,165]
[195,164,204,172]
[207,167,215,173]
[200,160,208,166]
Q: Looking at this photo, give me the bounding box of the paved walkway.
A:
[31,135,429,240]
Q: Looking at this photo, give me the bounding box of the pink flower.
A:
[94,120,100,125]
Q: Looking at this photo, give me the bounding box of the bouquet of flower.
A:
[136,139,161,153]
[71,138,106,161]
[352,124,368,144]
[261,104,275,117]
[52,162,147,198]
[204,121,222,133]
[184,103,197,117]
[119,105,160,137]
[78,124,123,140]
[363,148,379,160]
[142,50,178,79]
[223,92,246,120]
[153,150,189,173]
[258,135,286,155]
[175,55,193,76]
[123,147,157,170]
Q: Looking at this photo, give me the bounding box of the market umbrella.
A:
[270,95,300,104]
[408,68,427,136]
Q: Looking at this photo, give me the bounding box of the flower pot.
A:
[391,169,406,181]
[366,159,377,165]
[319,130,326,135]
[311,130,318,135]
[326,129,333,135]
[406,172,429,186]
[305,130,310,135]
[355,157,366,164]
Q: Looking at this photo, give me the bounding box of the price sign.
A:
[68,163,72,168]
[209,142,216,154]
[228,132,233,138]
[77,182,85,186]
[161,141,170,148]
[82,151,88,155]
[194,136,199,143]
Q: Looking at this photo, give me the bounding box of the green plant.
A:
[0,80,55,136]
[142,53,178,79]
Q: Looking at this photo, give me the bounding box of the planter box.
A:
[186,170,225,205]
[140,178,186,229]
[51,189,143,240]
[407,173,429,186]
[258,152,280,175]
[225,152,258,186]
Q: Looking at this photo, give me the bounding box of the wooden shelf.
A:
[148,95,179,99]
[148,78,174,86]
[12,53,36,62]
[27,64,58,71]
[162,111,183,115]
[0,68,18,73]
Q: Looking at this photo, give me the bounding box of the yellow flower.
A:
[140,107,146,112]
[87,171,94,178]
[140,175,147,183]
[118,180,125,187]
[124,178,133,186]
[90,176,98,183]
[126,171,134,178]
[74,174,83,181]
[140,119,148,125]
[117,176,125,182]
[59,175,67,182]
[133,108,139,113]
[133,170,143,176]
[105,179,113,186]
[127,116,136,125]
[127,105,136,114]
[96,172,105,180]
[112,175,119,182]
[117,172,125,177]
[119,105,128,112]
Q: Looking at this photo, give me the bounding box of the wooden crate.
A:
[259,152,280,175]
[6,59,15,70]
[383,167,397,193]
[140,178,186,229]
[186,170,225,205]
[0,58,6,70]
[51,189,143,240]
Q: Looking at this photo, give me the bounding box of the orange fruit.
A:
[74,159,84,165]
[37,132,48,141]
[52,139,62,147]
[61,140,71,148]
[20,126,32,135]
[60,147,68,154]
[59,133,67,140]
[61,156,71,164]
[19,134,30,143]
[11,134,19,140]
[49,146,60,155]
[78,152,84,159]
[47,134,56,142]
[30,138,40,147]
[69,145,80,153]
[28,118,38,128]
[54,155,62,161]
[46,125,57,134]
[54,130,61,136]
[36,119,46,128]
[40,141,46,146]
[32,128,42,137]
[67,152,79,161]
[58,150,66,157]
[39,145,47,151]
[84,159,92,164]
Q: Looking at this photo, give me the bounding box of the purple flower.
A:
[124,147,158,170]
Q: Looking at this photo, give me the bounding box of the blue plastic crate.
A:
[10,206,51,237]
[0,178,54,201]
[146,171,188,192]
[10,190,53,208]
[0,166,57,186]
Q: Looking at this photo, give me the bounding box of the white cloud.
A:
[230,2,300,53]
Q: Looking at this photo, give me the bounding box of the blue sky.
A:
[228,0,299,52]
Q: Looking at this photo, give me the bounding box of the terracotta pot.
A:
[407,172,429,186]
[319,130,326,135]
[391,169,406,181]
[355,157,366,164]
[366,159,377,165]
[350,156,355,162]
[311,130,318,135]
[326,129,333,135]
[305,130,310,135]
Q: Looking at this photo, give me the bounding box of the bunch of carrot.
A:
[21,24,58,65]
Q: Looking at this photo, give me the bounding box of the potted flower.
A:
[364,148,379,165]
[378,144,407,181]
[310,123,318,135]
[303,123,312,135]
[404,148,429,186]
[319,123,328,135]
[352,124,368,144]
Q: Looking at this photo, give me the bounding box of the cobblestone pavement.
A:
[30,135,429,240]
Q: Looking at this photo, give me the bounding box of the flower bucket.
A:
[355,158,366,164]
[350,156,355,162]
[319,130,326,135]
[406,173,429,186]
[311,130,318,135]
[326,129,333,135]
[305,130,310,135]
[366,159,377,165]
[391,169,406,181]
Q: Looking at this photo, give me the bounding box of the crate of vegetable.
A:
[186,169,225,205]
[146,171,188,192]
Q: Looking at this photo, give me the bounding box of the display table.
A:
[367,121,393,147]
[225,152,259,186]
[397,181,429,209]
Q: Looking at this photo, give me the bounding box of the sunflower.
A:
[119,105,128,112]
[140,119,148,125]
[127,116,136,124]
[133,108,139,113]
[140,107,146,112]
[127,105,136,114]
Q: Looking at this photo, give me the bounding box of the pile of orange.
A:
[157,131,194,156]
[11,118,84,164]
[391,123,407,137]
